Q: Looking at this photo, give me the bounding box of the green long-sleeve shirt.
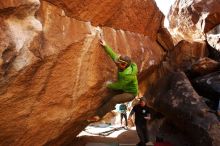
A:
[103,44,138,96]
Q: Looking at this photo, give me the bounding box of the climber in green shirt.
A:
[102,42,138,96]
[88,37,138,122]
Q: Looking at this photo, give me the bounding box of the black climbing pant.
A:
[136,123,149,146]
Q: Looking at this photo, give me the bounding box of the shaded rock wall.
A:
[192,71,220,110]
[0,0,164,145]
[147,72,220,146]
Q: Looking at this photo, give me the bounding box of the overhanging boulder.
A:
[0,0,165,145]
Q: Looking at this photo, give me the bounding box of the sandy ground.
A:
[73,112,192,146]
[74,125,139,146]
[74,123,192,146]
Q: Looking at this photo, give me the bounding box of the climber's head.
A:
[139,97,146,107]
[116,55,131,70]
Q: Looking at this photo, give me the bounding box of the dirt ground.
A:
[74,127,139,146]
[74,113,192,146]
[74,124,191,146]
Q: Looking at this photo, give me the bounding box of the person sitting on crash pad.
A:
[88,37,138,122]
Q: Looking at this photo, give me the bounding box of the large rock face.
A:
[147,72,220,146]
[0,0,164,145]
[169,0,220,43]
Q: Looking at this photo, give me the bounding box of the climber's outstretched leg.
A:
[87,93,135,122]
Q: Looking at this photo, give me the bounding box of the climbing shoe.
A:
[87,116,100,122]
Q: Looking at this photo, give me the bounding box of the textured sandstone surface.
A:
[191,57,220,76]
[0,0,42,78]
[0,1,164,145]
[157,27,174,51]
[168,40,207,71]
[43,0,164,39]
[169,0,220,44]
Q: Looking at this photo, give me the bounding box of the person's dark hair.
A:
[139,96,146,102]
[119,55,131,65]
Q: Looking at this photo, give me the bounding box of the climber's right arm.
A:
[100,39,119,61]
